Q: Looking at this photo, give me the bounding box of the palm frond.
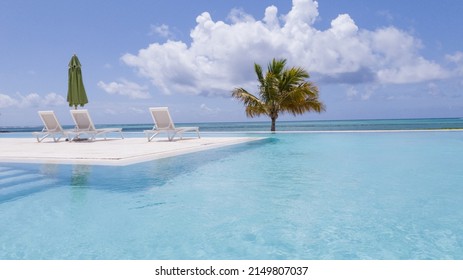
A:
[254,63,265,86]
[267,58,286,78]
[280,82,325,115]
[232,88,267,117]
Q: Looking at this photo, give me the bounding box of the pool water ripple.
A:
[1,132,463,259]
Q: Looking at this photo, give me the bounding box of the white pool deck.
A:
[0,137,264,166]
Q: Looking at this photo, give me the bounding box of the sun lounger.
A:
[32,111,71,142]
[70,109,124,141]
[144,107,200,141]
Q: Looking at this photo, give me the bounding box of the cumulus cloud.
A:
[97,79,151,99]
[121,0,450,97]
[0,92,66,108]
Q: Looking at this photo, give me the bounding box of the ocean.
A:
[2,118,463,133]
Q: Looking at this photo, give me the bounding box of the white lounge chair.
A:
[32,111,71,142]
[144,107,200,141]
[70,109,124,141]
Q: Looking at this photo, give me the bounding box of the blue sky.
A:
[1,0,463,126]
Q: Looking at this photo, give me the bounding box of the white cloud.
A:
[150,24,173,38]
[97,80,151,99]
[427,82,440,96]
[446,51,463,75]
[263,6,279,29]
[445,51,463,63]
[121,0,451,97]
[346,85,377,101]
[43,92,67,106]
[283,0,319,26]
[228,8,256,24]
[376,58,445,84]
[19,93,41,107]
[361,86,376,101]
[0,92,66,108]
[0,93,17,108]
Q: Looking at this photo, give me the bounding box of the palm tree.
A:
[232,58,325,132]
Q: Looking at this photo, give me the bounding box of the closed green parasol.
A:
[67,54,88,109]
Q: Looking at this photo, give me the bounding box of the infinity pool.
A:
[1,131,462,259]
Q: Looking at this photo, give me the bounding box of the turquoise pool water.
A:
[1,131,463,259]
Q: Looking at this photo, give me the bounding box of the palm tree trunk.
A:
[271,117,276,132]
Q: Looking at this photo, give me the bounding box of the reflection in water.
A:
[7,138,269,202]
[86,138,270,193]
[40,164,59,177]
[70,165,92,203]
[71,165,91,187]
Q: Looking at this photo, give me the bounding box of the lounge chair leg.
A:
[37,134,49,143]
